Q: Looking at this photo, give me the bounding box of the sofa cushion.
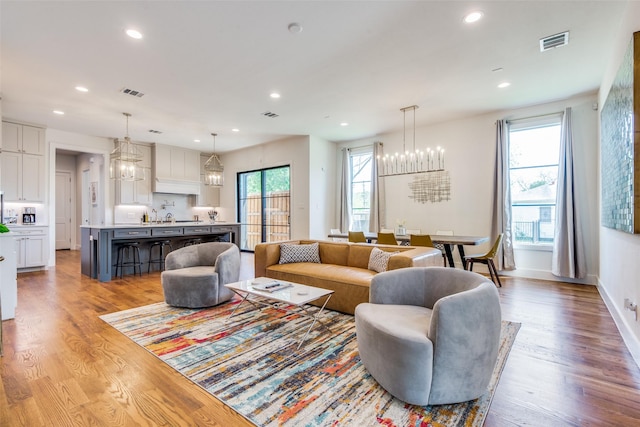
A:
[368,247,398,273]
[279,242,321,264]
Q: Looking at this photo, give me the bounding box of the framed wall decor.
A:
[90,181,98,206]
[600,31,640,234]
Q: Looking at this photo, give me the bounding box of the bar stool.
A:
[114,242,143,278]
[182,237,203,247]
[148,240,173,273]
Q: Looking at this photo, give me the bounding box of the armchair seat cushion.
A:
[355,303,434,405]
[161,242,240,309]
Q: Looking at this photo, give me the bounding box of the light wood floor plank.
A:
[1,250,639,426]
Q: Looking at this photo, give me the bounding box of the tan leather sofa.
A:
[254,239,442,315]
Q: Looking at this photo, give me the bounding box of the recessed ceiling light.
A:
[232,128,240,132]
[194,139,201,143]
[75,86,89,92]
[340,122,349,127]
[126,29,143,39]
[270,92,281,99]
[498,82,511,89]
[53,110,65,115]
[464,11,484,24]
[288,22,303,34]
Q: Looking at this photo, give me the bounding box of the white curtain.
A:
[492,120,516,270]
[369,141,385,232]
[339,148,351,232]
[552,108,586,278]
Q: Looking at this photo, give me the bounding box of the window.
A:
[237,166,290,251]
[509,117,561,245]
[349,148,373,231]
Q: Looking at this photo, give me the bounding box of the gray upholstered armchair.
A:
[161,242,240,308]
[355,267,501,406]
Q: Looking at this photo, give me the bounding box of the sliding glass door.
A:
[237,166,290,251]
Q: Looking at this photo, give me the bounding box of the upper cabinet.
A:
[114,143,152,205]
[154,144,199,181]
[1,121,46,202]
[153,144,200,194]
[2,121,46,155]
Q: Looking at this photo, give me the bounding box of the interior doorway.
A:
[55,171,73,250]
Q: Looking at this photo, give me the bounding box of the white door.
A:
[55,171,72,250]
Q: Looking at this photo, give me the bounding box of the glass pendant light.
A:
[203,132,224,187]
[109,112,145,181]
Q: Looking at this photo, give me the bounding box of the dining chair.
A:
[409,234,434,247]
[348,231,367,243]
[464,234,504,287]
[376,232,398,245]
[435,230,454,267]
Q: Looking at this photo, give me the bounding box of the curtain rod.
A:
[505,111,563,124]
[344,143,378,151]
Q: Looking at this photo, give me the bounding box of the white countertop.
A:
[7,224,49,229]
[80,222,238,229]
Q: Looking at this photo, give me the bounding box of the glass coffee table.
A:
[225,278,334,350]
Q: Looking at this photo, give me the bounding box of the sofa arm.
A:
[254,240,301,277]
[387,247,442,270]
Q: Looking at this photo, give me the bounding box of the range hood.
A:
[153,178,200,195]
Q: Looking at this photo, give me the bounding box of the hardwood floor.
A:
[1,250,640,426]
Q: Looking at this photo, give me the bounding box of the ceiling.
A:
[0,1,627,154]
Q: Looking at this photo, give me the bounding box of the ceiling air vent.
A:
[540,31,569,52]
[262,111,279,118]
[148,129,162,134]
[120,87,145,98]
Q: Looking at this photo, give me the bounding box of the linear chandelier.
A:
[109,112,145,181]
[378,105,445,176]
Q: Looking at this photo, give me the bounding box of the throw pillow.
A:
[279,242,321,264]
[368,247,398,273]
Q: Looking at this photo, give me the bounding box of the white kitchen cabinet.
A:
[114,144,152,205]
[2,121,45,155]
[1,121,45,202]
[115,167,152,205]
[195,154,220,207]
[13,227,48,269]
[1,151,45,202]
[154,144,200,182]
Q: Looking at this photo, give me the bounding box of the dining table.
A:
[326,232,489,269]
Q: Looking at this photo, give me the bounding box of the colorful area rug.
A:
[100,300,520,426]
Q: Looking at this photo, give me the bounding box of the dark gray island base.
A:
[80,223,241,282]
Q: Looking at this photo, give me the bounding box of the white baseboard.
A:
[498,267,597,285]
[597,279,640,369]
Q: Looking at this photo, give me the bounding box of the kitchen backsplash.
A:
[4,203,47,225]
[114,193,225,224]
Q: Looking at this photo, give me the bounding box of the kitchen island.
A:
[80,222,240,282]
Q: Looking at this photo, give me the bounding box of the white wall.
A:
[597,1,640,364]
[337,93,599,282]
[219,135,311,239]
[309,136,337,240]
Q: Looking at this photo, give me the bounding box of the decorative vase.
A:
[397,226,406,236]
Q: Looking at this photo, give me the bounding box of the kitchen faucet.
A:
[165,212,174,223]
